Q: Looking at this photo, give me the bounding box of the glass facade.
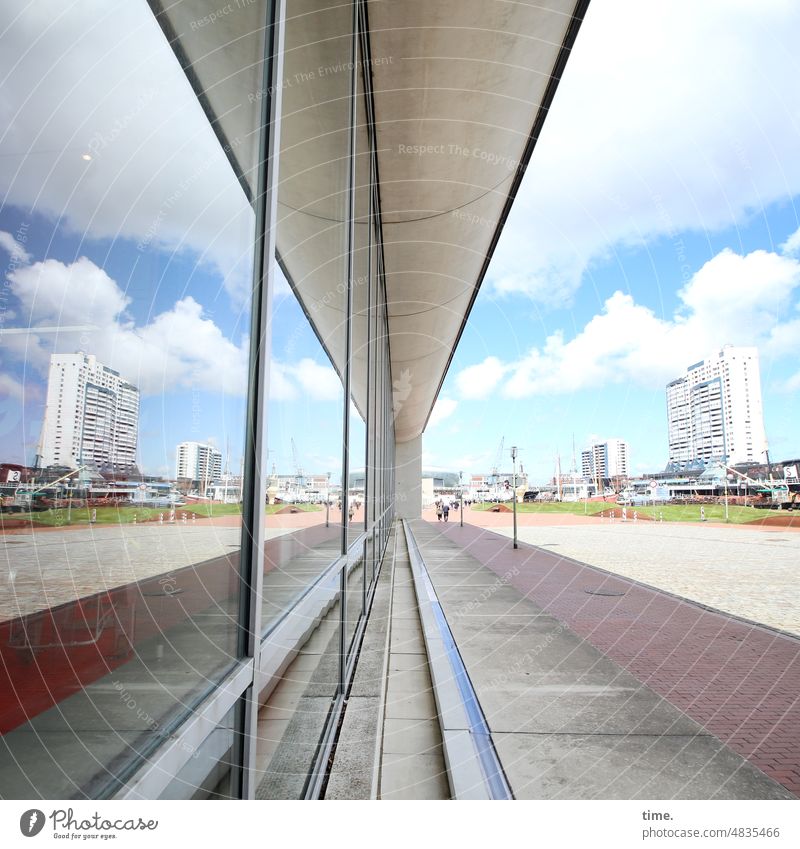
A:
[0,0,394,799]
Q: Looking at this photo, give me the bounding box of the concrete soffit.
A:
[149,0,591,444]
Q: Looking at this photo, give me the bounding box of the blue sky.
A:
[420,0,800,480]
[2,1,800,484]
[426,201,800,480]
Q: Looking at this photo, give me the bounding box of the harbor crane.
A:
[291,438,305,488]
[489,436,504,488]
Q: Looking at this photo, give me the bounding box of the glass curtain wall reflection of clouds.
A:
[0,0,394,799]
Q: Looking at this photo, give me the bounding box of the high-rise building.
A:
[176,441,222,483]
[666,346,767,466]
[175,441,222,483]
[37,352,139,470]
[581,439,629,483]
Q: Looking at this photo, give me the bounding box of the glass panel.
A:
[263,0,352,633]
[343,37,370,655]
[255,0,353,800]
[0,1,264,798]
[160,704,240,800]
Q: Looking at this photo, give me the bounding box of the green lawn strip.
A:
[1,502,245,527]
[472,501,607,515]
[621,504,774,524]
[471,501,775,524]
[265,503,322,514]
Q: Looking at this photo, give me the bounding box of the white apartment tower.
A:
[666,345,767,466]
[176,441,222,483]
[581,439,629,483]
[37,352,139,470]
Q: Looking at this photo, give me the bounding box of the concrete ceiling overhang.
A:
[369,0,589,443]
[149,0,589,442]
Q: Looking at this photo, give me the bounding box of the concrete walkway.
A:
[258,527,449,799]
[413,520,793,800]
[325,527,449,799]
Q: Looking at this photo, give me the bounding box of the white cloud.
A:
[268,362,298,401]
[454,356,506,399]
[292,358,342,401]
[5,256,249,396]
[268,358,342,403]
[428,397,458,428]
[458,247,800,398]
[0,231,31,265]
[784,371,800,392]
[0,3,256,304]
[781,226,800,257]
[11,256,128,331]
[490,0,800,304]
[0,374,26,400]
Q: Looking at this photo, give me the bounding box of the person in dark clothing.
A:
[442,502,450,522]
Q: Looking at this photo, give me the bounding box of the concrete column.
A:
[395,435,422,519]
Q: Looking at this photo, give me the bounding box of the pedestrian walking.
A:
[436,501,443,521]
[442,502,450,522]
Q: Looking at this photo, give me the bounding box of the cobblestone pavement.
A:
[0,508,351,623]
[437,521,800,797]
[489,522,800,636]
[0,523,243,622]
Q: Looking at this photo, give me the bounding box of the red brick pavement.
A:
[434,521,800,797]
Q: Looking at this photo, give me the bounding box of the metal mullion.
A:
[238,0,287,801]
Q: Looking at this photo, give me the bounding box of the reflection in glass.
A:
[255,0,352,800]
[0,1,263,797]
[161,704,241,800]
[263,0,352,633]
[343,38,371,655]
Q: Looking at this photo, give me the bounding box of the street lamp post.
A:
[326,472,331,528]
[511,446,518,549]
[459,471,464,527]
